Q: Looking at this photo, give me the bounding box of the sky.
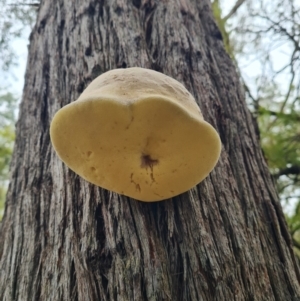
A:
[1,35,29,94]
[2,0,292,97]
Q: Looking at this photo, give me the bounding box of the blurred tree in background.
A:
[0,0,299,255]
[212,0,300,254]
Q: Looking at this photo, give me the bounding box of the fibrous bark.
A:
[0,0,299,300]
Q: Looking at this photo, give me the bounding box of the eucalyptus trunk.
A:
[0,0,299,300]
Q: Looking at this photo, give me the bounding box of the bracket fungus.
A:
[50,67,221,201]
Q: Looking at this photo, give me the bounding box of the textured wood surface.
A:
[0,0,300,300]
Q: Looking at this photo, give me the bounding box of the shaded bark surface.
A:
[1,0,300,300]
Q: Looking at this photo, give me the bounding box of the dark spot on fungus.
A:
[140,154,159,169]
[91,167,96,171]
[87,151,92,157]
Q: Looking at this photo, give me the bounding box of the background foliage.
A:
[212,0,300,253]
[0,0,299,255]
[0,0,37,219]
[0,91,17,219]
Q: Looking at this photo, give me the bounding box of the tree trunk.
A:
[1,0,300,300]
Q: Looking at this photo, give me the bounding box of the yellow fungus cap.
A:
[50,67,221,201]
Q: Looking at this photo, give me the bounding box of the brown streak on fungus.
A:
[130,173,141,193]
[140,154,159,169]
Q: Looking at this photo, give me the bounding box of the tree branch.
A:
[9,3,40,8]
[223,0,247,22]
[274,165,300,179]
